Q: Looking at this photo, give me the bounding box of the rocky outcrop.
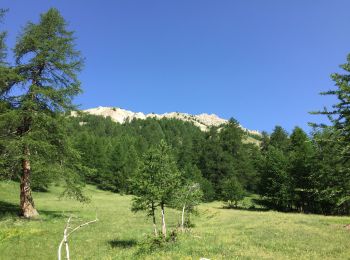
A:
[74,106,260,135]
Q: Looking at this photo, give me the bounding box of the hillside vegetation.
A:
[0,181,349,260]
[1,7,350,260]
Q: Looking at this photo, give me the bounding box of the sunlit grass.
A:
[0,181,349,259]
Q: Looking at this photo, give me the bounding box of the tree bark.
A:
[161,203,166,239]
[20,146,38,218]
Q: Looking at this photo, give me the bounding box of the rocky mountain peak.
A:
[75,106,260,135]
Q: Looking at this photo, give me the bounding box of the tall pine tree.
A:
[289,127,314,212]
[312,53,350,213]
[0,9,84,217]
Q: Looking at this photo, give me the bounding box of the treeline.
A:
[64,112,349,215]
[259,126,349,214]
[66,115,260,202]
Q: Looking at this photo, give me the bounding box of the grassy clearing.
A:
[0,181,349,259]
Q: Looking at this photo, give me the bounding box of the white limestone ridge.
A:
[74,106,260,135]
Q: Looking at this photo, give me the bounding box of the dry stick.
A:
[58,216,98,260]
[58,216,71,260]
[64,217,71,260]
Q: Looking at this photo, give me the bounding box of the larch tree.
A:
[132,140,181,238]
[0,8,85,218]
[269,126,290,152]
[259,146,292,211]
[310,127,344,214]
[0,9,21,180]
[260,131,270,152]
[221,176,245,208]
[288,127,314,212]
[311,53,350,213]
[172,182,203,231]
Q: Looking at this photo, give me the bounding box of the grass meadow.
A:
[0,181,349,259]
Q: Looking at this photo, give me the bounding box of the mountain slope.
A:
[75,106,261,135]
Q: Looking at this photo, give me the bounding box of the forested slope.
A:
[36,112,348,215]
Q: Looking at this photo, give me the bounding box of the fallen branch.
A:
[58,215,98,260]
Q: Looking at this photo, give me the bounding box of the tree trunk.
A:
[151,202,158,237]
[181,203,186,232]
[20,146,38,218]
[161,203,166,239]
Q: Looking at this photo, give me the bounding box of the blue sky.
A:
[2,1,350,132]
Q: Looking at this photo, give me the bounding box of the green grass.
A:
[0,181,349,259]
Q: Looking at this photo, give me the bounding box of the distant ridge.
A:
[74,106,261,135]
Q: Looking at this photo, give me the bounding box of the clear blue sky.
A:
[3,1,350,132]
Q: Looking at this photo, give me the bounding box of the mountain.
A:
[74,106,261,135]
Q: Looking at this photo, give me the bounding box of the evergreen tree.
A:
[311,127,346,214]
[259,146,292,211]
[243,143,263,192]
[198,128,235,196]
[132,140,181,238]
[0,9,19,91]
[288,127,314,212]
[221,176,245,208]
[0,9,19,180]
[0,9,84,217]
[219,118,258,192]
[219,118,244,156]
[311,53,350,214]
[270,126,290,152]
[107,140,139,193]
[260,131,270,152]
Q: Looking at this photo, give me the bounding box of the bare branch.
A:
[58,215,98,260]
[58,216,71,260]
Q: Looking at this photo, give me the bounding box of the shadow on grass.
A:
[0,200,19,219]
[0,200,76,220]
[216,198,271,212]
[109,239,137,249]
[220,205,270,212]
